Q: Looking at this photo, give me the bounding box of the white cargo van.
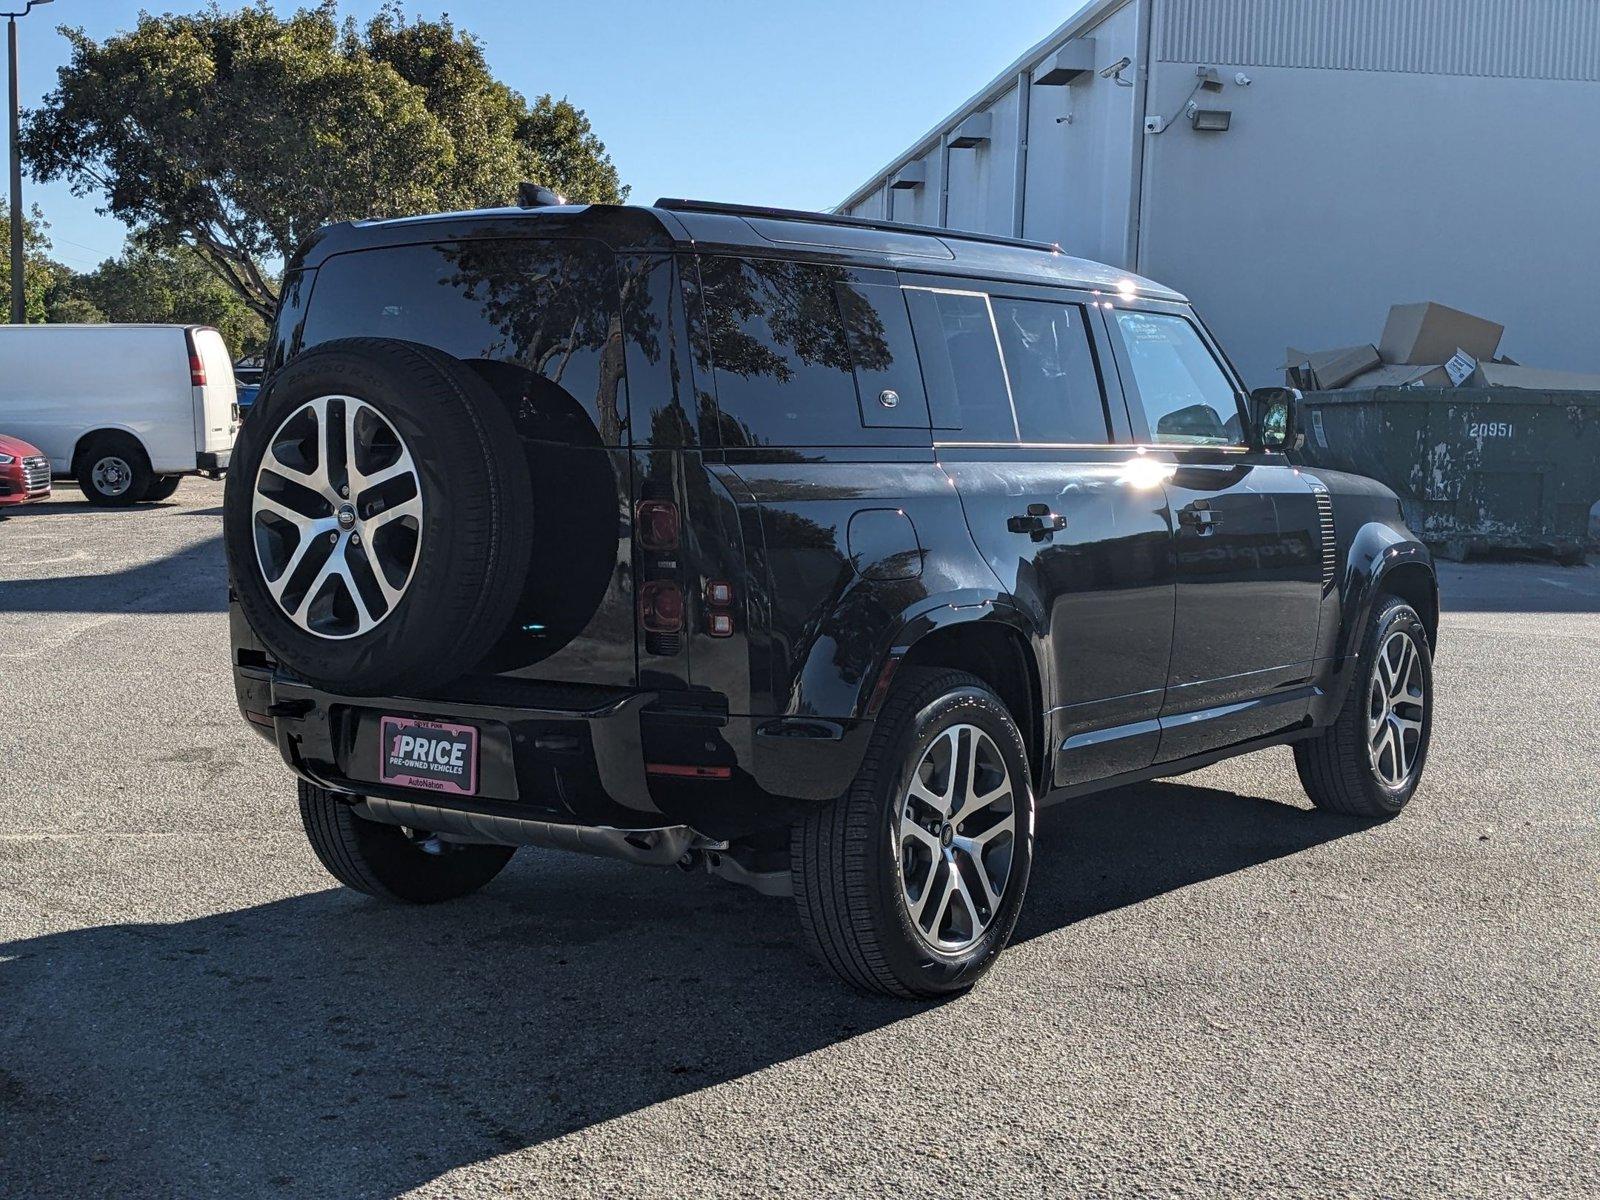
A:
[0,324,238,505]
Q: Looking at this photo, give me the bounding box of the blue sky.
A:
[6,0,1084,272]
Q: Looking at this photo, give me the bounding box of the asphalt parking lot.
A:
[1,478,1596,1199]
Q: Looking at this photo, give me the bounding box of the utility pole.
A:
[5,0,52,324]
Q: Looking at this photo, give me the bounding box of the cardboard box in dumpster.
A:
[1345,362,1455,390]
[1283,344,1381,390]
[1379,302,1504,365]
[1469,362,1600,391]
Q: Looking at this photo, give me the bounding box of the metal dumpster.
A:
[1295,387,1600,562]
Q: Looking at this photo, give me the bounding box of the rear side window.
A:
[906,289,1111,444]
[300,239,625,445]
[695,256,925,447]
[1111,311,1244,446]
[991,299,1109,443]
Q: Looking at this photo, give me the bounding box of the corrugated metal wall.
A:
[1159,0,1600,81]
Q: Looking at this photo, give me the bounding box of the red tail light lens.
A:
[189,353,207,387]
[636,500,680,551]
[639,581,683,633]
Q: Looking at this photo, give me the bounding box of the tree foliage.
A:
[22,2,626,321]
[68,238,271,357]
[0,198,75,324]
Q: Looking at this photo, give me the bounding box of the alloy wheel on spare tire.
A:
[223,339,532,695]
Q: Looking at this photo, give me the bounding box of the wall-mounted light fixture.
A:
[1190,107,1232,132]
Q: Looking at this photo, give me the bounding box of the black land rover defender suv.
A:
[224,196,1438,997]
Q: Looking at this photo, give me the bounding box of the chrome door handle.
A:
[1008,503,1068,541]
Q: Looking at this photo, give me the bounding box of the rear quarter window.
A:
[299,239,626,446]
[692,255,928,448]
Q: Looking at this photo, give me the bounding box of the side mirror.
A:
[1250,386,1303,452]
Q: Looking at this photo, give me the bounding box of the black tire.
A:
[75,432,154,506]
[791,667,1035,998]
[145,475,183,502]
[223,338,533,695]
[298,781,516,903]
[1294,595,1433,818]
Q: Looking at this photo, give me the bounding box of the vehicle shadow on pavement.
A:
[0,534,225,614]
[0,781,1369,1199]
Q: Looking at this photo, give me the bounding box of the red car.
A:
[0,433,52,507]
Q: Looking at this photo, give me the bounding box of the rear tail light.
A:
[184,329,209,386]
[636,500,680,551]
[639,581,684,633]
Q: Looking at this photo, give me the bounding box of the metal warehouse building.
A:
[839,0,1600,386]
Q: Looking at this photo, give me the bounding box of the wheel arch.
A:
[71,426,154,473]
[862,602,1046,796]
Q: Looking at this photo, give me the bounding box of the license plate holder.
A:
[378,715,479,797]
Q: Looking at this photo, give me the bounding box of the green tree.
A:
[73,238,271,357]
[0,198,75,323]
[21,2,626,322]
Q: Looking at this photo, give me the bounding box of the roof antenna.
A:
[517,182,568,208]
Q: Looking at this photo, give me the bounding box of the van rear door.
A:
[188,327,238,458]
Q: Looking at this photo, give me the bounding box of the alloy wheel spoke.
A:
[265,523,333,599]
[364,495,422,534]
[956,845,1001,912]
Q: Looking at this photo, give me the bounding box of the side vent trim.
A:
[1312,487,1337,591]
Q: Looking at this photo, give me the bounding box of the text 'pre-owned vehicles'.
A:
[0,324,238,505]
[224,196,1438,997]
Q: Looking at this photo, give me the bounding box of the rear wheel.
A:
[145,475,183,502]
[298,781,516,903]
[1294,595,1433,817]
[791,667,1034,998]
[75,433,153,506]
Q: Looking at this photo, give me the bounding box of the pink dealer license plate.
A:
[379,716,479,796]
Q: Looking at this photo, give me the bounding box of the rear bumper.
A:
[197,449,231,473]
[232,664,873,841]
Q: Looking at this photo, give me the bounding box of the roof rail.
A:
[653,197,1061,255]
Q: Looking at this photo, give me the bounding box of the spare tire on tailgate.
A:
[224,338,532,695]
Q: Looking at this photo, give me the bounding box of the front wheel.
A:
[298,781,516,903]
[1294,595,1433,817]
[791,668,1035,998]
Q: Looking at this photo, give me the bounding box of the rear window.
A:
[300,239,626,445]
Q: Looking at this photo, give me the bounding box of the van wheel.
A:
[145,475,183,502]
[791,667,1034,998]
[298,781,516,903]
[1294,595,1433,818]
[75,433,153,506]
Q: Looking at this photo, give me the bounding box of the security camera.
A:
[1100,56,1132,79]
[1235,72,1253,86]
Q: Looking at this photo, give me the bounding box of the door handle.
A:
[1007,503,1068,541]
